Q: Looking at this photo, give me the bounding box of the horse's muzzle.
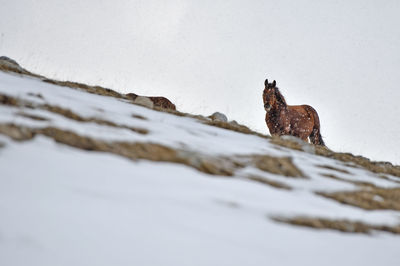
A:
[264,103,271,112]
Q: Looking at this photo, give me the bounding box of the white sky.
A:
[1,0,399,164]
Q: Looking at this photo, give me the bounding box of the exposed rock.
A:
[0,56,20,67]
[0,56,42,78]
[229,120,239,126]
[209,112,228,122]
[134,96,154,109]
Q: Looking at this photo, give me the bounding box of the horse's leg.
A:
[304,105,325,146]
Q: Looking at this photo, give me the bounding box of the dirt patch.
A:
[317,165,351,175]
[27,92,44,99]
[247,175,292,190]
[318,187,400,211]
[17,112,49,121]
[0,94,21,107]
[251,155,305,178]
[0,124,36,141]
[320,173,375,188]
[272,216,400,235]
[132,114,147,120]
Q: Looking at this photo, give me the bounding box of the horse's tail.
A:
[304,105,325,146]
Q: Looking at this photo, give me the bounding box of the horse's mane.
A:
[274,87,287,106]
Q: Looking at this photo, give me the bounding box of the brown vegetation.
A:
[247,175,292,190]
[318,187,400,211]
[251,155,305,178]
[0,93,148,135]
[272,216,400,235]
[315,146,400,177]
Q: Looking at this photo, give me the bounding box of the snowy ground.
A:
[1,70,400,265]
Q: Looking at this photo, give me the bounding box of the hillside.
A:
[1,57,400,266]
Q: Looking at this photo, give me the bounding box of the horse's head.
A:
[263,79,277,112]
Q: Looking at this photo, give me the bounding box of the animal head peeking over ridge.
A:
[263,79,277,112]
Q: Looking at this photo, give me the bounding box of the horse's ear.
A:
[264,79,268,87]
[272,80,276,87]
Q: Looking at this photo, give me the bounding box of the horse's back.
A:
[301,105,320,124]
[287,105,313,120]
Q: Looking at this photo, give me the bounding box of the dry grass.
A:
[132,114,147,120]
[251,155,306,178]
[247,175,292,190]
[0,124,36,141]
[318,187,400,211]
[316,164,351,175]
[0,93,148,135]
[270,136,304,152]
[0,94,21,106]
[42,79,124,99]
[272,216,400,235]
[0,61,43,79]
[271,133,400,178]
[315,146,400,177]
[17,112,49,121]
[203,120,268,139]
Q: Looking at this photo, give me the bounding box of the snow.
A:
[1,71,400,266]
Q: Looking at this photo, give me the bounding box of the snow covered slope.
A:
[1,59,400,266]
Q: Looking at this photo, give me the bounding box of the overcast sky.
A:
[1,0,399,164]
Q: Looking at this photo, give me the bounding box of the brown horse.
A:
[262,79,325,146]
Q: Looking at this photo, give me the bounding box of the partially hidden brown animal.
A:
[126,93,176,110]
[262,79,325,146]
